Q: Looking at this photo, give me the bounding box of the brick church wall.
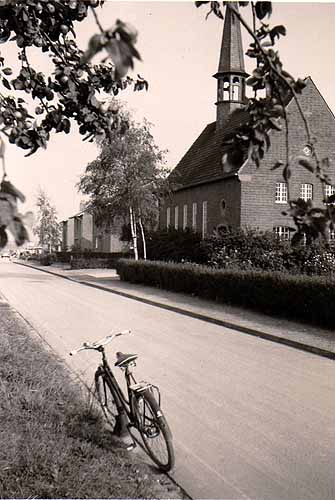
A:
[240,78,335,231]
[160,177,241,236]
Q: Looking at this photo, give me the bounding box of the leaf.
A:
[195,1,210,6]
[322,157,331,169]
[269,25,286,44]
[325,194,335,204]
[271,160,284,171]
[2,67,12,75]
[2,77,11,90]
[105,39,135,80]
[275,25,286,36]
[297,156,314,173]
[255,2,272,20]
[268,118,282,131]
[8,216,29,246]
[0,26,10,44]
[283,165,291,182]
[0,227,7,249]
[211,1,223,19]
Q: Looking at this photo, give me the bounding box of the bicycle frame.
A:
[97,346,161,429]
[96,346,138,425]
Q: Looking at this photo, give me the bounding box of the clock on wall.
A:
[303,145,313,156]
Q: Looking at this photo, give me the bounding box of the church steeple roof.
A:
[213,3,248,129]
[215,2,247,77]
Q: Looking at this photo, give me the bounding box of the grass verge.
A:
[0,299,181,499]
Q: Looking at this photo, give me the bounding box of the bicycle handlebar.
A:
[69,329,132,356]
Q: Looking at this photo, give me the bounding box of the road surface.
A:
[1,261,335,499]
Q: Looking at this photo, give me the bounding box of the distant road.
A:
[1,260,335,499]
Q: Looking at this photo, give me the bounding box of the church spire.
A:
[213,3,248,130]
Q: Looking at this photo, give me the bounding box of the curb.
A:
[16,261,335,361]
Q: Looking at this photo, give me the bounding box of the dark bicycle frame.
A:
[95,345,160,436]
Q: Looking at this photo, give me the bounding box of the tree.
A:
[33,188,61,252]
[78,115,169,260]
[0,0,332,249]
[0,0,147,249]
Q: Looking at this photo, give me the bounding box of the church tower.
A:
[213,3,248,130]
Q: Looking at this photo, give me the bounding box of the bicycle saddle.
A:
[115,351,138,367]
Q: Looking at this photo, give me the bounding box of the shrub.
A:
[202,227,335,276]
[146,228,206,264]
[53,251,131,268]
[116,258,335,329]
[39,254,55,266]
[202,228,289,270]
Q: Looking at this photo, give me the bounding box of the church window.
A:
[202,201,208,239]
[192,202,197,231]
[300,183,313,201]
[183,204,188,230]
[275,182,288,203]
[174,206,179,230]
[166,207,171,228]
[232,77,240,101]
[273,226,291,241]
[223,78,230,101]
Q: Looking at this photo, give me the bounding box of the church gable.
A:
[240,77,335,178]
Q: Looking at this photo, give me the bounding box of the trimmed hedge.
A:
[51,251,131,269]
[116,258,335,329]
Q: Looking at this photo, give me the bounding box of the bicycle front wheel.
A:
[135,390,174,472]
[95,371,118,433]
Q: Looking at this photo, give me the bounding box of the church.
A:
[160,4,335,241]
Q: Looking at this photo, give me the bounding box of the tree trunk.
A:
[138,217,147,260]
[129,206,138,260]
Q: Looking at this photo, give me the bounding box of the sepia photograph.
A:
[1,1,335,499]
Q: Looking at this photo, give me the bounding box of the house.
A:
[160,3,335,241]
[61,207,127,253]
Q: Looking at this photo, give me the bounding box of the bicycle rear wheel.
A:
[135,390,174,472]
[95,371,118,433]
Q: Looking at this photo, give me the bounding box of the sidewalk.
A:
[15,260,335,360]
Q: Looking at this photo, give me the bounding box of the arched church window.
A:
[223,77,230,101]
[232,77,240,101]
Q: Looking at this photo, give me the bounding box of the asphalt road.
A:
[1,260,335,499]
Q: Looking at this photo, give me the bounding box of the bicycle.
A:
[69,330,175,472]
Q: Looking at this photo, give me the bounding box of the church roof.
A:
[215,2,247,77]
[169,109,249,191]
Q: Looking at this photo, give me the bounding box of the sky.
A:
[3,1,335,223]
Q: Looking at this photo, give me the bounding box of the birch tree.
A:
[78,117,168,260]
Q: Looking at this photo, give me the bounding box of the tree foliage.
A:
[33,188,61,250]
[0,0,148,249]
[0,0,146,156]
[78,113,169,259]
